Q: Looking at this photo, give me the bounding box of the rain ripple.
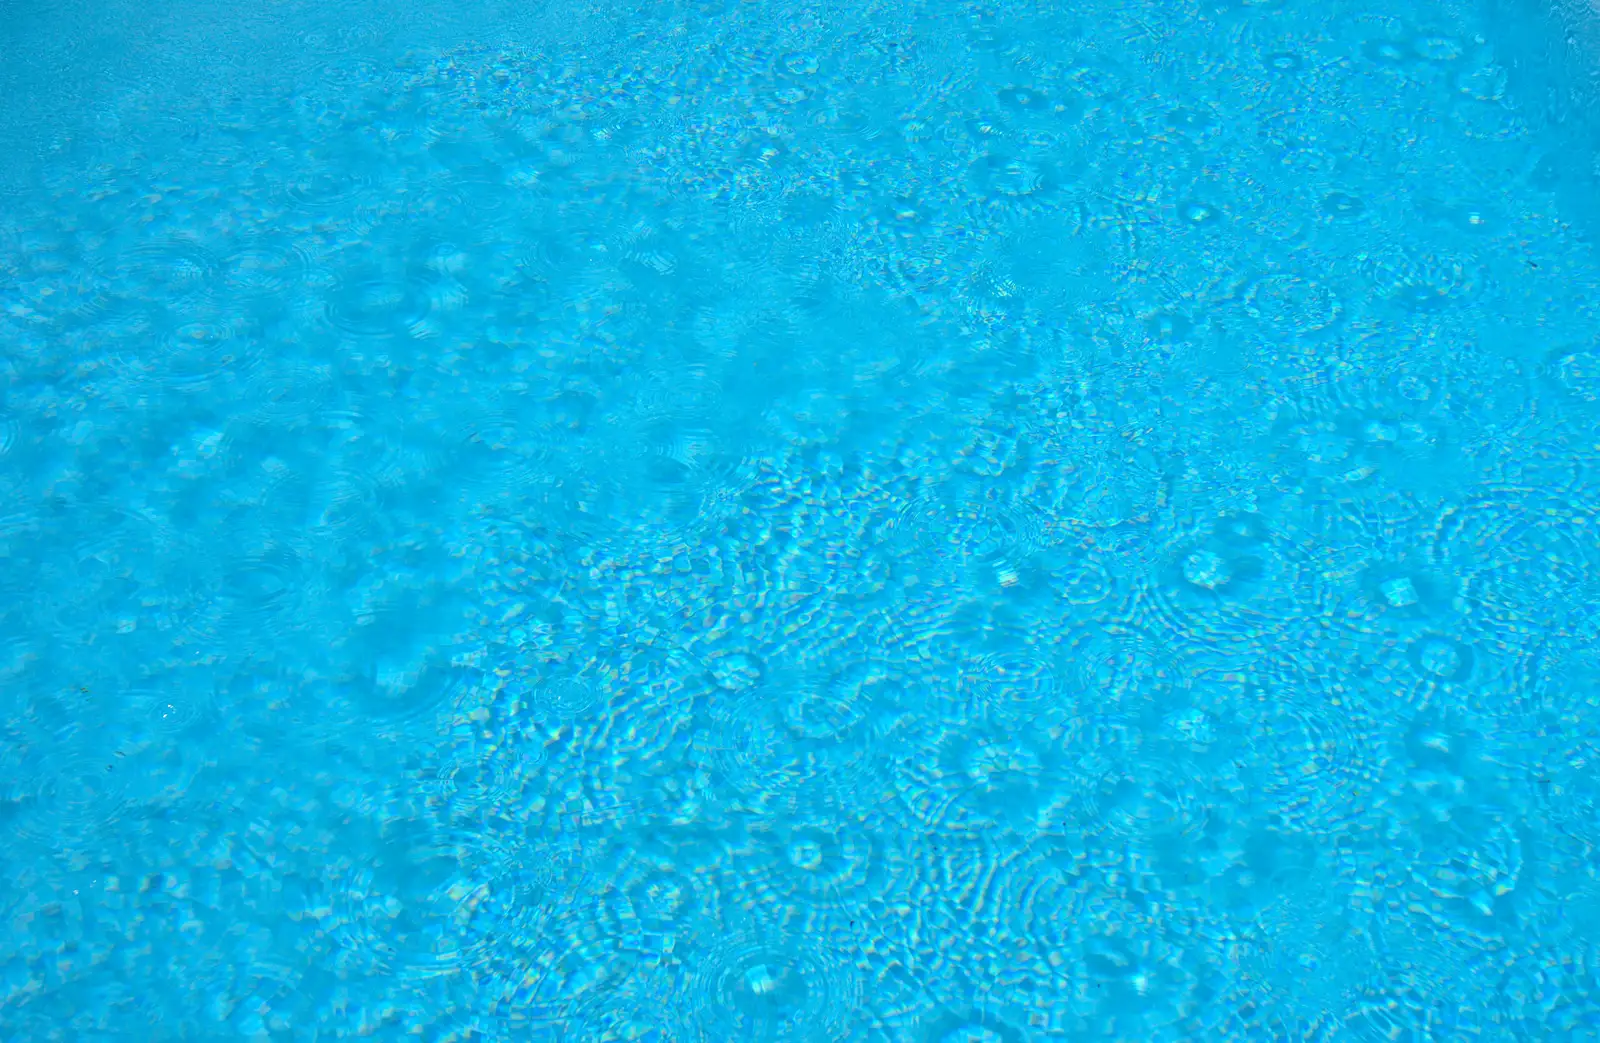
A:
[92,236,220,308]
[213,240,313,308]
[676,922,863,1042]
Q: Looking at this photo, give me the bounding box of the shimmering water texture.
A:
[3,0,1600,1038]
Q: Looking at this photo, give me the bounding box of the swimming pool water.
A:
[2,0,1599,1037]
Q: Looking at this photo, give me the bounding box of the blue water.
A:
[2,0,1599,1036]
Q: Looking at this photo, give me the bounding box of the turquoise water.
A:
[3,0,1600,1036]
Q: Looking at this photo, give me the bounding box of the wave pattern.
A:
[1,0,1598,1037]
